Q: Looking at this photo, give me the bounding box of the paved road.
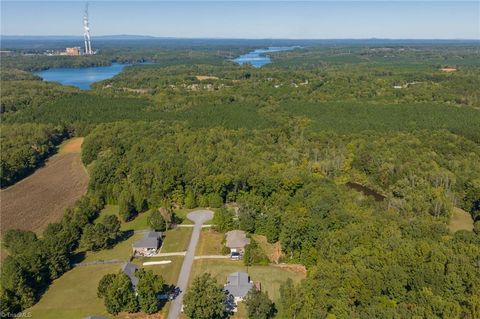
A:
[167,210,214,319]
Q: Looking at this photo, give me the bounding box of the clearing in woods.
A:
[0,138,89,235]
[447,207,474,233]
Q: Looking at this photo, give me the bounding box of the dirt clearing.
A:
[252,234,283,264]
[196,75,219,81]
[441,67,457,72]
[1,139,89,235]
[58,137,83,154]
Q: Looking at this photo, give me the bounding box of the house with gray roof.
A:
[121,262,139,288]
[225,230,250,254]
[224,272,254,303]
[132,231,162,257]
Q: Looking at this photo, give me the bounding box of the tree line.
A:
[0,196,104,314]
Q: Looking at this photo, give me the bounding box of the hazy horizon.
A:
[2,1,479,39]
[2,35,479,40]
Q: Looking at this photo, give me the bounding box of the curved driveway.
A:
[167,210,214,319]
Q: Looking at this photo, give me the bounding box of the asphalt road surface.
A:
[167,210,214,319]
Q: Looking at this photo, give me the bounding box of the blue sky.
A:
[1,1,479,39]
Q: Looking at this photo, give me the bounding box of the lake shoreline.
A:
[233,46,300,68]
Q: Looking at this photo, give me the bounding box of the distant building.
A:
[225,230,250,254]
[121,262,139,289]
[65,47,81,56]
[224,272,254,303]
[132,231,162,257]
[441,67,457,73]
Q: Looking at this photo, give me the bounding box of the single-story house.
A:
[132,231,162,257]
[121,262,139,289]
[224,272,254,304]
[225,230,250,254]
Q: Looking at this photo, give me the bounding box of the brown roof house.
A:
[225,230,250,254]
[132,231,162,257]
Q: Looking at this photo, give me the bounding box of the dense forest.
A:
[0,123,67,187]
[1,42,479,318]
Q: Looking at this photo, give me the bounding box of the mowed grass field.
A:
[29,235,184,319]
[99,205,150,231]
[134,256,184,286]
[196,229,225,255]
[160,227,193,253]
[189,259,306,302]
[80,233,143,263]
[0,137,88,235]
[27,264,117,319]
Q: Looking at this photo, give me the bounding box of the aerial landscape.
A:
[0,1,479,319]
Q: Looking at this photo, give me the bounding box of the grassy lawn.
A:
[133,256,184,319]
[196,229,225,255]
[189,259,305,302]
[160,227,193,253]
[99,205,150,231]
[28,258,180,319]
[448,207,474,233]
[133,256,184,286]
[231,302,248,319]
[28,264,118,319]
[80,233,142,263]
[173,208,194,225]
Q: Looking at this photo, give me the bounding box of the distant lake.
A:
[35,63,130,90]
[233,46,299,68]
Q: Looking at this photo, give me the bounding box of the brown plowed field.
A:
[0,138,89,235]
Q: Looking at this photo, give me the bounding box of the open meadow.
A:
[27,264,117,319]
[0,138,88,235]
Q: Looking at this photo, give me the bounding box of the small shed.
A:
[133,231,162,257]
[225,230,250,254]
[224,272,254,303]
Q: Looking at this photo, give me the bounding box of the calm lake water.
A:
[233,46,299,68]
[35,63,129,90]
[35,47,298,89]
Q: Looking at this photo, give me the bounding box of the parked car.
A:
[230,252,241,260]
